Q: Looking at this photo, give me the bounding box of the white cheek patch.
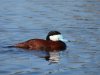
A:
[50,35,63,41]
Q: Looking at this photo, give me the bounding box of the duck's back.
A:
[15,39,48,50]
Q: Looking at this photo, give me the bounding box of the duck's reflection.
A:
[48,51,60,63]
[33,50,60,63]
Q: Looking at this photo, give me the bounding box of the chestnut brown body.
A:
[15,39,66,51]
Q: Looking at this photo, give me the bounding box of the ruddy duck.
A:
[13,31,67,51]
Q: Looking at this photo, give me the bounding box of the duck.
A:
[12,31,67,52]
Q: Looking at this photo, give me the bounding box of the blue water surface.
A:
[0,0,100,75]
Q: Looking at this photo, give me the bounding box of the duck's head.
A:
[46,31,67,42]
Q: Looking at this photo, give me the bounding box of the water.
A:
[0,0,100,75]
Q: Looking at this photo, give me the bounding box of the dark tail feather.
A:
[3,42,28,48]
[3,45,15,48]
[7,46,15,48]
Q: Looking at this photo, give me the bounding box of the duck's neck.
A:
[59,41,66,50]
